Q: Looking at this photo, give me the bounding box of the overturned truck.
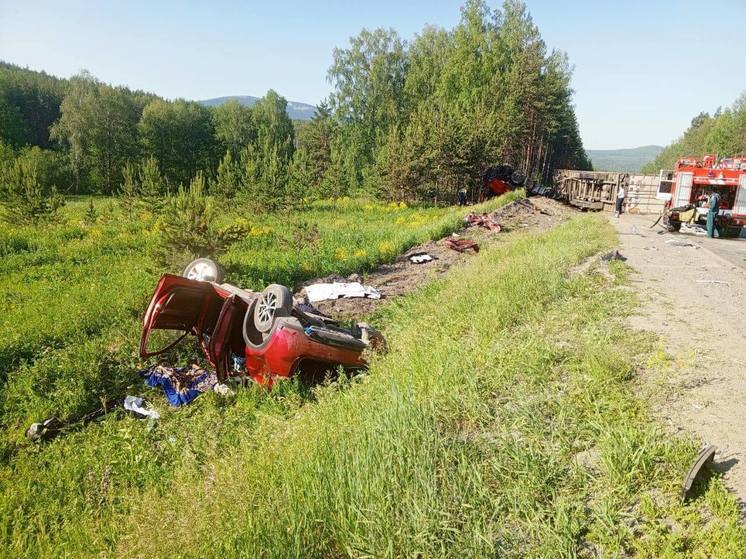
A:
[553,169,629,211]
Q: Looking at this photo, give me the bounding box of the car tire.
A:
[254,284,293,333]
[182,258,225,283]
[510,171,526,186]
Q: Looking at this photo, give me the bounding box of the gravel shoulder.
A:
[610,213,746,509]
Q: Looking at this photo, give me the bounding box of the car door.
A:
[207,294,250,381]
[139,274,218,358]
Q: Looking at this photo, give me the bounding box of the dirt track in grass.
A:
[295,197,576,319]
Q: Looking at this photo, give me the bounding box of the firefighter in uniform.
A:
[706,190,721,238]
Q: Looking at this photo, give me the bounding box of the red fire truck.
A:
[660,155,746,234]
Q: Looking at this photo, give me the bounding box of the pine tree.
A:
[211,150,241,199]
[0,153,64,224]
[138,156,165,212]
[119,162,138,218]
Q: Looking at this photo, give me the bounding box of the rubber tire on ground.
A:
[182,258,225,283]
[510,171,526,186]
[254,284,293,333]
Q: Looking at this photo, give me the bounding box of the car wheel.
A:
[254,284,293,333]
[182,258,225,283]
[510,171,526,186]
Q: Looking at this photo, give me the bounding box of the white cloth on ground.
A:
[305,282,381,303]
[409,254,434,264]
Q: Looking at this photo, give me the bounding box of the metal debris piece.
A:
[600,250,627,262]
[682,445,717,499]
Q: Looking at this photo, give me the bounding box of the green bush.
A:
[0,148,65,224]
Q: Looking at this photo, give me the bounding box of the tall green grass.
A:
[2,206,742,558]
[101,216,740,557]
[0,194,519,449]
[0,193,521,556]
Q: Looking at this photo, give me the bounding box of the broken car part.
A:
[682,445,717,499]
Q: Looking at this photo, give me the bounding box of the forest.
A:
[642,93,746,173]
[0,0,589,220]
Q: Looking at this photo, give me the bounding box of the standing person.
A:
[458,186,467,206]
[615,184,626,217]
[706,189,722,238]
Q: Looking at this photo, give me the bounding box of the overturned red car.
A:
[140,259,383,387]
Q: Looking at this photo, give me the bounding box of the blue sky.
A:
[1,0,745,150]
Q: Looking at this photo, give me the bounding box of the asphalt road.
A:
[697,235,746,271]
[617,213,746,272]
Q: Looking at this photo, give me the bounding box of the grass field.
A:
[1,198,744,557]
[0,195,516,441]
[0,193,517,554]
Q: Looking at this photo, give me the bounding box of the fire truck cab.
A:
[659,155,746,235]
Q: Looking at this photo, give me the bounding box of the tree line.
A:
[642,94,746,173]
[0,0,590,219]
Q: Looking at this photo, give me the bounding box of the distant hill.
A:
[586,145,664,173]
[199,95,317,121]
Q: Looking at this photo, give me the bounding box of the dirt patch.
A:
[609,213,746,511]
[296,197,575,319]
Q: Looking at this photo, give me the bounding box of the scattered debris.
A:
[444,238,480,253]
[696,279,730,286]
[680,223,708,236]
[123,395,160,420]
[600,250,627,262]
[142,364,217,407]
[409,252,434,264]
[213,383,235,397]
[25,400,120,442]
[304,281,382,303]
[665,239,697,247]
[465,213,502,232]
[298,197,574,319]
[25,417,62,442]
[682,445,717,499]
